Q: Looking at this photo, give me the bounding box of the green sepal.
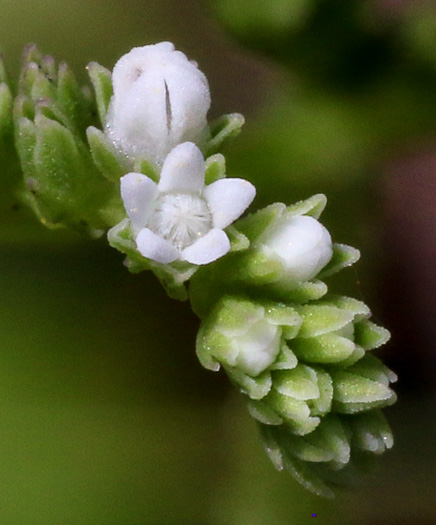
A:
[286,415,350,465]
[87,125,128,182]
[133,158,159,183]
[20,60,56,102]
[87,61,113,125]
[233,247,284,284]
[331,369,396,412]
[226,365,272,400]
[204,112,244,156]
[284,193,327,220]
[261,425,335,498]
[14,116,37,179]
[327,295,371,320]
[204,153,226,184]
[354,320,391,350]
[226,225,250,252]
[346,355,397,386]
[318,243,361,279]
[335,345,366,369]
[258,424,284,471]
[107,218,196,301]
[275,279,328,303]
[309,367,334,416]
[247,398,283,425]
[347,410,393,454]
[57,61,90,135]
[235,202,285,240]
[0,82,13,157]
[273,365,320,401]
[295,304,355,338]
[291,333,356,364]
[266,388,321,436]
[269,343,298,370]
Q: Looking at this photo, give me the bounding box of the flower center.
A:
[149,193,213,250]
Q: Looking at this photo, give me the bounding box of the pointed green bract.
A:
[204,153,226,184]
[87,126,127,182]
[87,61,113,125]
[204,112,244,156]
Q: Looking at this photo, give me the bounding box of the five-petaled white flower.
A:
[121,142,256,265]
[106,42,211,166]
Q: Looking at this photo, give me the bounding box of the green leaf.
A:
[204,112,244,156]
[87,61,113,125]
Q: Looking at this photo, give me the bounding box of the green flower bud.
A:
[14,45,124,236]
[196,295,302,398]
[197,291,395,495]
[232,195,360,302]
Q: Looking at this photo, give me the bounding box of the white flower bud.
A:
[106,42,211,165]
[263,215,333,286]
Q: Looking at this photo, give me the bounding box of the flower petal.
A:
[158,142,205,193]
[120,173,158,230]
[204,178,256,229]
[181,228,230,265]
[136,228,179,264]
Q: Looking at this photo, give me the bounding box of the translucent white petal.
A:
[204,178,256,229]
[158,142,205,192]
[181,228,230,265]
[136,228,179,264]
[120,173,158,230]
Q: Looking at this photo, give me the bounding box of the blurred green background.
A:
[0,1,435,523]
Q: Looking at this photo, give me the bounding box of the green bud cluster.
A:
[13,45,125,236]
[197,292,395,497]
[194,196,395,496]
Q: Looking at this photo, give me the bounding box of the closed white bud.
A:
[106,42,211,165]
[264,215,333,286]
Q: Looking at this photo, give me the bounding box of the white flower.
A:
[121,142,256,265]
[106,42,211,165]
[263,215,333,285]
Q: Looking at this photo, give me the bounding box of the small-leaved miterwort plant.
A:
[4,42,396,497]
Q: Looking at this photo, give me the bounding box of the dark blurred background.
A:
[0,1,435,523]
